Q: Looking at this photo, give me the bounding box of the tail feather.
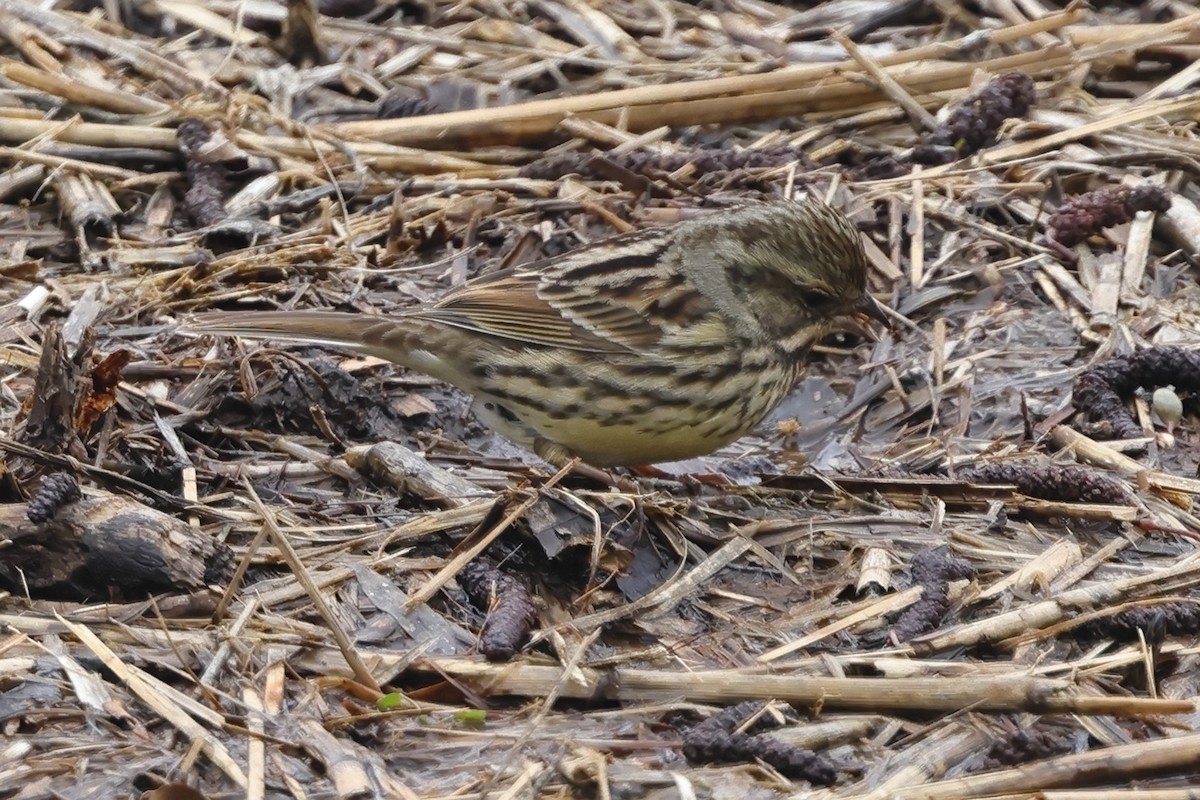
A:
[183,311,407,364]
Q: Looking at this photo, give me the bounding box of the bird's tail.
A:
[182,310,410,365]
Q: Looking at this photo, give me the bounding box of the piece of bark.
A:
[51,171,119,245]
[345,441,492,507]
[21,324,88,459]
[0,495,233,599]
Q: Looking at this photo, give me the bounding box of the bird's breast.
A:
[470,343,798,466]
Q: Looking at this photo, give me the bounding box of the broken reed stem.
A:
[337,47,1076,148]
[1050,424,1200,495]
[242,480,382,694]
[839,731,1200,800]
[0,116,506,176]
[55,614,248,787]
[0,57,169,114]
[412,658,1192,716]
[915,558,1200,654]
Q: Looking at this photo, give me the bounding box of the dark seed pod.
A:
[458,560,539,662]
[318,0,378,18]
[377,90,437,119]
[893,588,953,643]
[27,472,83,524]
[518,151,599,180]
[959,462,1133,505]
[1047,184,1172,249]
[982,725,1076,769]
[1073,347,1200,441]
[892,546,974,642]
[1072,604,1200,642]
[913,71,1036,163]
[848,152,911,180]
[909,143,959,166]
[634,143,804,174]
[908,545,975,585]
[681,701,837,786]
[177,119,231,229]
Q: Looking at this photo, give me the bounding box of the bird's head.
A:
[682,200,887,355]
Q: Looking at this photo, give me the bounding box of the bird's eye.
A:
[797,288,834,308]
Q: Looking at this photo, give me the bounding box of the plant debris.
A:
[913,71,1037,165]
[519,143,807,182]
[681,701,837,785]
[26,471,82,524]
[457,559,540,661]
[1073,347,1200,441]
[0,494,234,598]
[3,1,1200,797]
[980,723,1080,770]
[1072,603,1200,643]
[1046,184,1173,261]
[892,546,975,642]
[960,461,1133,506]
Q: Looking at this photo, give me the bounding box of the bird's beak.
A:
[856,293,893,332]
[836,294,893,342]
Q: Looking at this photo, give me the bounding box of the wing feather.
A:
[407,226,707,353]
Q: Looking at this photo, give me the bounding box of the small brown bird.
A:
[186,200,886,466]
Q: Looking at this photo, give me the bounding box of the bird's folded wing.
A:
[422,231,706,353]
[418,270,670,353]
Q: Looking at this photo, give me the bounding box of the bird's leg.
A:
[628,463,705,495]
[533,439,640,493]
